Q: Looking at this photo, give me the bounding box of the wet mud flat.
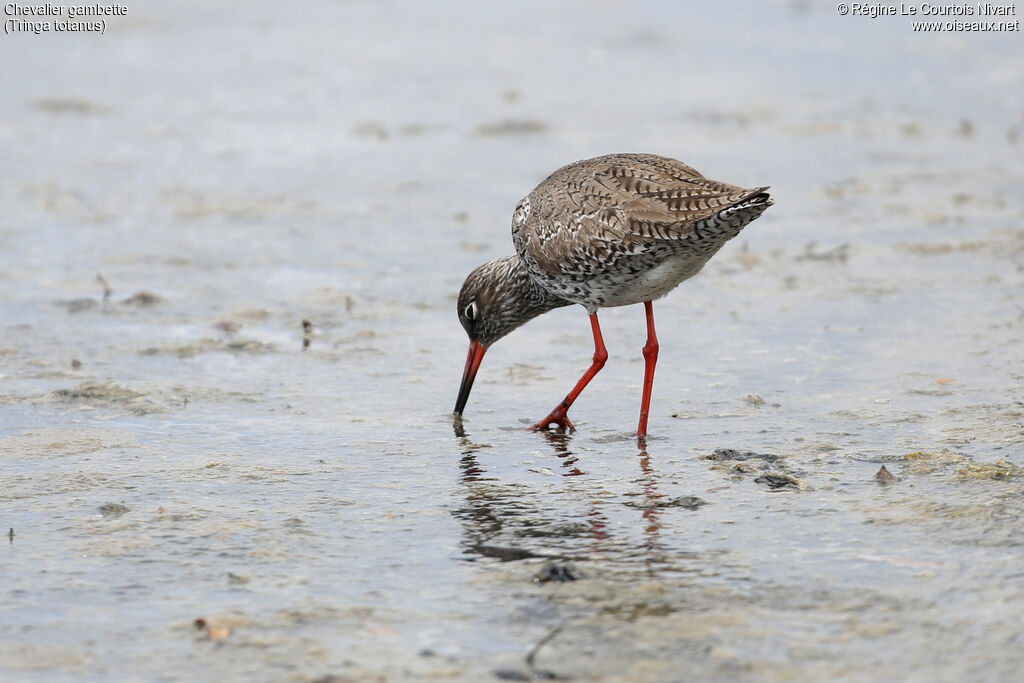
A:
[3,0,1024,681]
[2,221,1023,681]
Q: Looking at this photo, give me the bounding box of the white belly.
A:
[599,253,708,308]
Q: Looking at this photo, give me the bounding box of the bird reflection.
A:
[452,414,466,439]
[536,428,586,476]
[452,415,487,483]
[636,448,663,535]
[450,415,668,577]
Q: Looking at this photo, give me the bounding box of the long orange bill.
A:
[454,339,486,416]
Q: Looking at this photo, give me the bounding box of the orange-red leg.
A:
[637,301,659,439]
[534,313,608,431]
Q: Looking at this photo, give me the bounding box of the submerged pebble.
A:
[755,472,805,489]
[98,503,129,517]
[957,459,1023,481]
[534,561,583,583]
[706,448,781,464]
[875,465,899,483]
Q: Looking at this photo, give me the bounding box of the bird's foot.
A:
[532,403,575,432]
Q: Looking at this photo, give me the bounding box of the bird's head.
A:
[453,256,568,416]
[456,259,522,349]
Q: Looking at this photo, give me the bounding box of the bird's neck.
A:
[494,254,572,324]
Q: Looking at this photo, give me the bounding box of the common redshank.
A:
[454,153,772,438]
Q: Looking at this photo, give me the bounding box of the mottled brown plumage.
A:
[512,153,771,311]
[455,153,772,438]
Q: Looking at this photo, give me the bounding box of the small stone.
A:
[707,448,780,463]
[755,472,802,489]
[667,495,708,510]
[98,503,129,517]
[534,561,583,583]
[122,290,161,306]
[875,465,899,484]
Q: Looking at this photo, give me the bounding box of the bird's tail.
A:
[719,187,772,222]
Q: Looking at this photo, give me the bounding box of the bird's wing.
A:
[516,153,766,276]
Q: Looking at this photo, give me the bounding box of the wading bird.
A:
[454,153,772,439]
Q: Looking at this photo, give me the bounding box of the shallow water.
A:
[2,1,1024,681]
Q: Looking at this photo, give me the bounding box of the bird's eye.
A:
[464,302,478,321]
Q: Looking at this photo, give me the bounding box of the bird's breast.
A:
[521,244,713,311]
[595,250,708,307]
